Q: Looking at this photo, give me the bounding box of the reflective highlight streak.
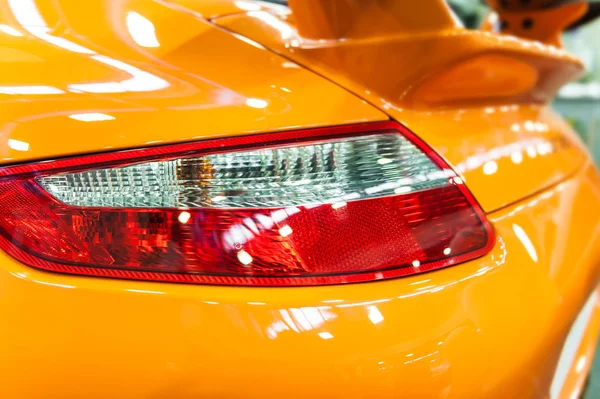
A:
[245,98,268,109]
[69,113,115,122]
[367,305,384,324]
[512,224,538,263]
[8,0,47,32]
[9,0,95,54]
[0,86,64,95]
[7,139,29,152]
[68,55,169,93]
[0,24,23,36]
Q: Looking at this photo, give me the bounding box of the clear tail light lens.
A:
[0,122,494,286]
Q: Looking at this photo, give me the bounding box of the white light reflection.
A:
[336,298,391,309]
[282,61,300,68]
[255,214,274,229]
[8,139,29,151]
[366,305,384,324]
[290,308,315,331]
[0,85,64,95]
[279,225,293,237]
[266,320,289,338]
[524,121,536,131]
[177,211,191,224]
[483,161,498,175]
[245,98,268,109]
[267,307,337,339]
[126,12,160,48]
[318,332,334,340]
[0,24,23,36]
[409,279,431,286]
[243,218,259,234]
[33,280,75,289]
[69,82,124,93]
[331,202,347,210]
[511,151,523,164]
[270,209,288,223]
[576,356,587,374]
[279,310,300,333]
[537,142,552,155]
[395,186,412,195]
[8,0,49,33]
[512,224,538,262]
[229,32,265,49]
[9,271,29,280]
[69,112,115,122]
[234,0,262,11]
[8,0,169,95]
[127,289,165,295]
[404,350,439,365]
[9,0,95,54]
[69,55,169,93]
[40,35,95,54]
[237,250,253,265]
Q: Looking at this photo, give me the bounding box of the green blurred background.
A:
[449,1,600,397]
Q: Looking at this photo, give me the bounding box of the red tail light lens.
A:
[0,122,493,286]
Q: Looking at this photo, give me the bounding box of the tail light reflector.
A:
[0,122,493,286]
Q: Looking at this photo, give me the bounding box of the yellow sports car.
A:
[0,0,598,397]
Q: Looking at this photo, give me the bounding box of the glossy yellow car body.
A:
[0,0,599,398]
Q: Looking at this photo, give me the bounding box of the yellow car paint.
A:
[0,1,385,165]
[0,163,598,398]
[0,0,598,398]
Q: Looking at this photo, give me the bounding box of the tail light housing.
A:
[0,122,494,286]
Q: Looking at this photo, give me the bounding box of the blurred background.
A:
[450,0,600,166]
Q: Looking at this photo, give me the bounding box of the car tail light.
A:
[0,122,493,286]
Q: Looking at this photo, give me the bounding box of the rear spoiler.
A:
[216,0,584,107]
